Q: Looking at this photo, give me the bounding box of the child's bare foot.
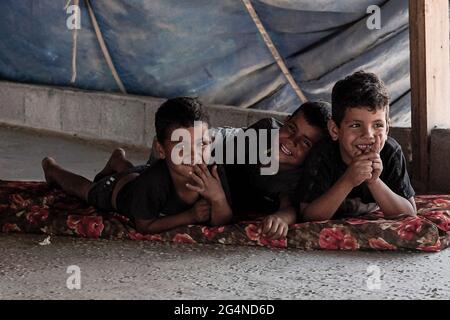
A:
[42,157,58,186]
[93,148,127,182]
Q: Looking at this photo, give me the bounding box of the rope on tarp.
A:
[65,0,126,92]
[84,0,127,93]
[241,0,308,104]
[65,0,79,83]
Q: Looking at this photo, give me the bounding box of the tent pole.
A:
[84,0,127,94]
[242,0,308,104]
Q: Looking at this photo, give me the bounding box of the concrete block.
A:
[24,87,62,131]
[247,109,288,127]
[0,83,25,125]
[144,98,166,148]
[208,104,249,128]
[100,96,146,146]
[61,91,102,138]
[430,129,450,193]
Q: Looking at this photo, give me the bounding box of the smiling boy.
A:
[296,71,416,221]
[222,101,331,238]
[42,97,232,234]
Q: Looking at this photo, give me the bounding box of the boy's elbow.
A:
[396,197,417,218]
[408,211,417,217]
[408,197,417,216]
[405,206,417,217]
[383,202,416,218]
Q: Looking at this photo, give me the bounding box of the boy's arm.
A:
[209,197,233,226]
[135,199,210,234]
[186,164,233,226]
[301,152,374,221]
[365,139,416,218]
[366,178,416,217]
[274,196,297,225]
[259,196,297,239]
[301,175,354,221]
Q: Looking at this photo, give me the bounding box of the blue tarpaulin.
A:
[0,0,448,126]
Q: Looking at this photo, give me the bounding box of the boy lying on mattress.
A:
[109,100,332,239]
[295,71,417,221]
[42,97,233,234]
[212,101,331,239]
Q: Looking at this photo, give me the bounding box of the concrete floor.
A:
[1,124,450,300]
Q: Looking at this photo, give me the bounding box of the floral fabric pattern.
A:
[1,180,450,252]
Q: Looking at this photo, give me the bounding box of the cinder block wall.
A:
[0,81,287,149]
[0,80,449,192]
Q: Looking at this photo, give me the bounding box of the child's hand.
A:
[343,153,374,187]
[190,199,211,223]
[186,164,226,203]
[258,214,289,240]
[366,136,383,185]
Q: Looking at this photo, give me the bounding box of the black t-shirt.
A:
[220,118,302,215]
[116,160,231,221]
[294,136,415,217]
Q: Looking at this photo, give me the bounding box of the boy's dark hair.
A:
[291,101,331,133]
[331,71,390,127]
[155,97,209,143]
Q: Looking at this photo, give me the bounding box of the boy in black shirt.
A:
[218,101,331,239]
[296,71,416,221]
[41,97,232,234]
